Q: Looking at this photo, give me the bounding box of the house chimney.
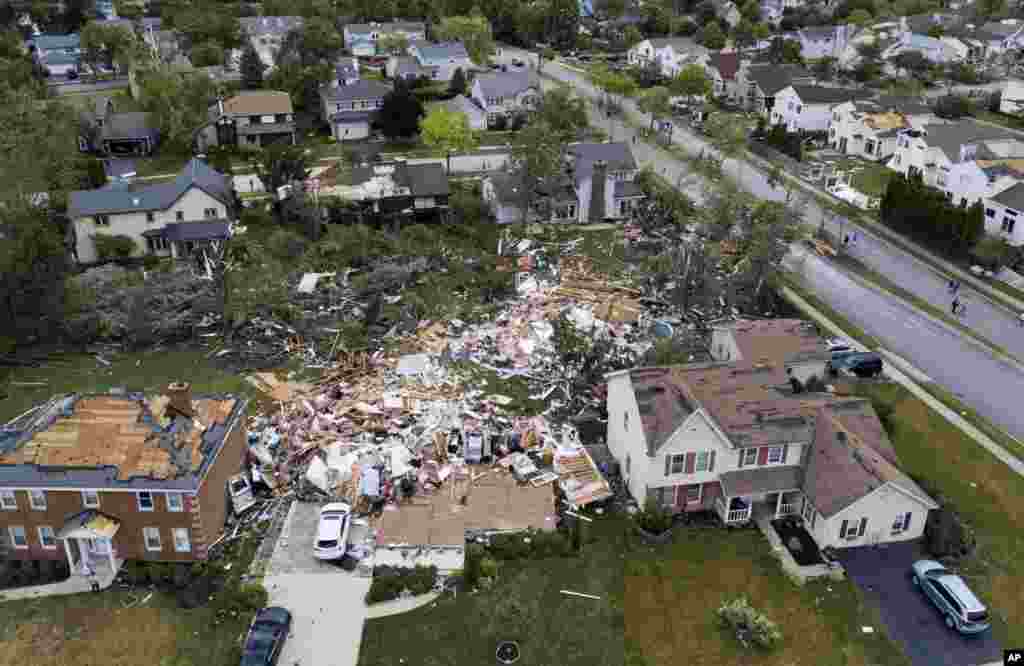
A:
[588,160,607,222]
[165,382,194,418]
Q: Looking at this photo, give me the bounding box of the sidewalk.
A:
[0,566,117,602]
[782,285,1024,478]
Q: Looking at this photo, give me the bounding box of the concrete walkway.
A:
[366,590,441,619]
[0,566,118,602]
[782,285,1024,478]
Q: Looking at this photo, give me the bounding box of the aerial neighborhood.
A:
[4,0,1024,664]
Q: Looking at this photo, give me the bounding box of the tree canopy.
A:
[375,83,425,139]
[420,107,479,172]
[436,14,495,64]
[240,44,266,89]
[698,21,726,50]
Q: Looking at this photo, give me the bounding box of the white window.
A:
[741,448,757,467]
[695,451,710,472]
[165,492,183,512]
[9,526,27,549]
[670,454,685,474]
[137,491,154,511]
[0,490,16,510]
[29,489,46,510]
[891,512,912,534]
[767,446,784,464]
[144,527,162,551]
[204,208,218,219]
[82,490,100,508]
[685,485,701,503]
[38,526,57,549]
[173,527,191,552]
[175,211,184,221]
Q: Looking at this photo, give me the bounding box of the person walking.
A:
[1018,312,1024,327]
[947,279,956,293]
[952,297,960,314]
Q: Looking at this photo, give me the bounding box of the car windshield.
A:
[967,610,989,623]
[317,539,338,549]
[926,568,950,578]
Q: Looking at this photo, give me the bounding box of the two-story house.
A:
[769,85,872,133]
[319,76,392,141]
[0,383,248,582]
[469,68,540,129]
[888,120,1024,207]
[343,21,426,57]
[408,40,473,82]
[482,142,646,224]
[704,52,741,103]
[346,160,450,219]
[628,37,709,79]
[239,16,305,69]
[194,91,296,151]
[605,318,938,551]
[78,94,160,156]
[828,96,937,160]
[735,63,814,113]
[983,183,1024,246]
[68,158,235,264]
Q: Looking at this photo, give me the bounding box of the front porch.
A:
[715,466,804,525]
[56,510,124,582]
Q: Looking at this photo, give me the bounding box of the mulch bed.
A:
[771,518,825,566]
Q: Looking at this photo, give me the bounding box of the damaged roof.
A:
[725,318,828,364]
[803,403,936,517]
[0,392,247,489]
[629,367,696,456]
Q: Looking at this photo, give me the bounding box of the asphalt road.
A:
[504,47,1024,440]
[51,77,130,95]
[838,542,1003,666]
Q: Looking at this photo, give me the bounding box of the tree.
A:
[769,36,802,63]
[740,0,760,21]
[622,25,644,48]
[80,21,136,73]
[375,83,425,139]
[733,20,756,52]
[534,87,588,141]
[600,0,627,19]
[542,0,581,48]
[191,41,224,67]
[511,120,563,222]
[420,107,479,173]
[891,50,931,79]
[137,68,217,154]
[698,21,725,50]
[675,19,698,36]
[377,33,409,55]
[266,61,333,113]
[251,143,310,198]
[671,64,711,103]
[638,86,673,137]
[539,46,557,73]
[927,24,944,38]
[975,0,1007,18]
[240,44,265,89]
[449,67,467,96]
[436,14,494,64]
[847,8,873,26]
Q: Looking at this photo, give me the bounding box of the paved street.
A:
[265,502,372,666]
[51,77,130,95]
[502,47,1024,440]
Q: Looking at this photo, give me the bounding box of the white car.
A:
[825,337,854,355]
[313,502,351,560]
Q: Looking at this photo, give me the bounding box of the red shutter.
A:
[684,452,696,474]
[781,444,789,464]
[708,450,715,472]
[757,447,769,465]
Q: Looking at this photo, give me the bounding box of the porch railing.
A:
[778,503,797,516]
[727,507,752,523]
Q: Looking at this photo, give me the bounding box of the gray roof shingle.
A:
[68,159,232,218]
[321,79,392,102]
[746,63,813,95]
[920,119,1013,161]
[790,85,873,105]
[719,465,803,496]
[992,182,1024,210]
[474,69,539,100]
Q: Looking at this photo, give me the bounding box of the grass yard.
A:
[850,162,895,198]
[626,528,909,666]
[61,88,140,113]
[852,382,1024,646]
[0,348,276,423]
[358,516,627,666]
[0,588,248,666]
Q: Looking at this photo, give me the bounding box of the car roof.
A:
[317,512,346,540]
[321,502,350,514]
[938,574,987,611]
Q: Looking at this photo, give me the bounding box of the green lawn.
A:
[852,382,1024,645]
[62,88,139,113]
[358,516,627,666]
[626,528,909,666]
[0,348,273,423]
[850,162,895,198]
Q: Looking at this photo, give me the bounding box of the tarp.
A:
[296,272,336,294]
[397,353,431,376]
[305,456,330,492]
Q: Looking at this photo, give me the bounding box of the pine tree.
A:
[240,44,265,90]
[448,67,467,97]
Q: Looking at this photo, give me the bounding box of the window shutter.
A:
[839,519,848,539]
[684,452,696,474]
[858,517,868,537]
[737,449,745,468]
[708,450,715,472]
[903,512,912,531]
[781,444,789,464]
[757,447,769,466]
[664,455,671,476]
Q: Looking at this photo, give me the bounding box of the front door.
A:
[89,537,111,555]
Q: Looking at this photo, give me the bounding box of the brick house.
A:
[0,383,248,580]
[605,319,938,551]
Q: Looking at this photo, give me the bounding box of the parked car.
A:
[825,337,854,356]
[827,351,883,377]
[313,502,351,560]
[240,606,292,666]
[511,57,524,66]
[911,560,991,635]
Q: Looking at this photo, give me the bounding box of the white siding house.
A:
[983,183,1024,246]
[808,483,935,550]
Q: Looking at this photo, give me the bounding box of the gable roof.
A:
[920,119,1013,161]
[789,85,872,105]
[629,368,697,456]
[803,403,936,517]
[222,90,294,115]
[746,63,813,95]
[874,94,933,115]
[321,78,392,102]
[346,21,424,34]
[706,52,740,81]
[474,69,539,99]
[412,41,470,61]
[68,159,232,218]
[992,182,1024,210]
[350,161,449,198]
[101,112,157,141]
[566,141,637,175]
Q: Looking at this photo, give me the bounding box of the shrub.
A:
[464,543,485,587]
[488,533,534,560]
[365,565,438,604]
[214,581,269,615]
[266,228,309,261]
[717,596,782,649]
[634,503,674,534]
[93,234,137,260]
[479,556,499,581]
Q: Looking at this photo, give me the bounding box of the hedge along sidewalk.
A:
[744,147,1024,314]
[780,282,1024,478]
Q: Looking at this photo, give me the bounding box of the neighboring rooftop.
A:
[351,161,449,198]
[346,21,425,35]
[411,40,470,61]
[222,90,294,115]
[724,318,827,364]
[473,68,539,100]
[706,51,740,81]
[992,182,1024,211]
[919,119,1013,162]
[746,63,814,95]
[645,37,708,55]
[790,85,872,105]
[567,142,638,178]
[321,78,392,101]
[0,388,246,488]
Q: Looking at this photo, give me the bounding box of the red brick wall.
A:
[193,413,247,559]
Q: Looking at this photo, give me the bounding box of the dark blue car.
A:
[241,606,292,666]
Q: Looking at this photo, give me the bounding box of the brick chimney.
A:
[166,382,194,418]
[588,160,607,222]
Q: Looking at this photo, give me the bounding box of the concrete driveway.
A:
[265,502,372,666]
[837,541,1002,666]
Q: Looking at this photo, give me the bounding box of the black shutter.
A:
[858,517,868,537]
[903,512,912,531]
[839,519,848,539]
